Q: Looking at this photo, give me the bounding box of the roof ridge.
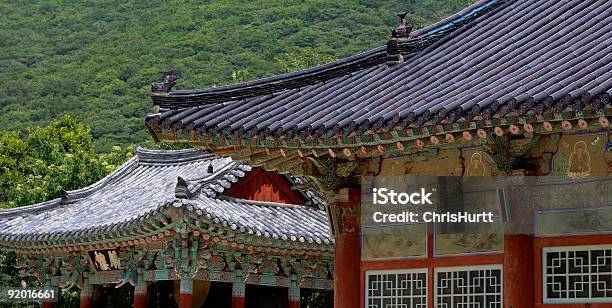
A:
[412,0,505,37]
[0,198,61,218]
[0,156,141,216]
[151,1,504,108]
[387,0,507,65]
[175,158,250,198]
[152,47,386,108]
[136,145,212,164]
[0,147,211,217]
[181,164,326,210]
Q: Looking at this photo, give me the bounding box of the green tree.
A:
[0,115,133,208]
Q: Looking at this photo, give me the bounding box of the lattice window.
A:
[435,265,503,308]
[543,245,612,304]
[366,269,428,308]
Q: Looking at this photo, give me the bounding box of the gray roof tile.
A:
[0,147,331,249]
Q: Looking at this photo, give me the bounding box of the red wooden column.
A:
[231,277,245,308]
[504,234,534,308]
[179,279,193,308]
[133,277,148,308]
[41,301,53,308]
[288,283,300,308]
[79,280,93,308]
[333,188,361,308]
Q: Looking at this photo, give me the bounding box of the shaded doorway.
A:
[245,285,284,308]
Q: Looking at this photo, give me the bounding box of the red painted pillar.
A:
[427,223,434,308]
[504,234,534,308]
[231,278,245,308]
[333,188,361,308]
[232,297,245,308]
[335,232,360,308]
[133,278,147,308]
[79,281,93,308]
[288,284,300,308]
[41,301,53,308]
[179,279,193,308]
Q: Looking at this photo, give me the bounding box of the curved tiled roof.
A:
[190,196,331,244]
[0,147,332,250]
[147,0,612,140]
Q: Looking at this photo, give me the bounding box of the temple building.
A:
[3,0,611,307]
[0,147,333,307]
[144,0,612,307]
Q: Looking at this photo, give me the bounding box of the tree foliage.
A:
[0,0,475,151]
[277,48,336,73]
[0,115,133,208]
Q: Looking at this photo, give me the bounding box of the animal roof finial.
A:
[175,176,191,199]
[392,11,412,39]
[151,70,179,93]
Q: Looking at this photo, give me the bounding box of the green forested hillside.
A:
[0,0,474,151]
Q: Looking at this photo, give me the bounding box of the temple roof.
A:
[0,147,332,251]
[146,0,611,142]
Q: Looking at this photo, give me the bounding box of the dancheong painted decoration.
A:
[4,0,612,307]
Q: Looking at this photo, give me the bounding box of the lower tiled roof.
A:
[0,147,331,250]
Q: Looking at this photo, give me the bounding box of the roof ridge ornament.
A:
[392,12,412,39]
[151,70,179,93]
[175,176,192,199]
[387,12,413,66]
[60,189,70,205]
